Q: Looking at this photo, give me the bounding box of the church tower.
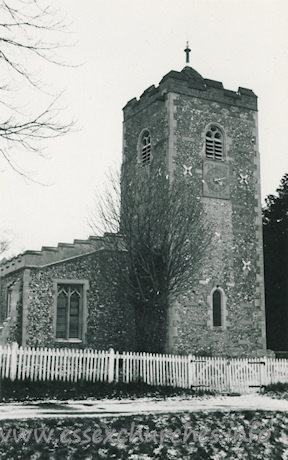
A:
[122,59,266,357]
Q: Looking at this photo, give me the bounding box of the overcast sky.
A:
[1,0,287,258]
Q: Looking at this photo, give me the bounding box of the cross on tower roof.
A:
[184,41,191,64]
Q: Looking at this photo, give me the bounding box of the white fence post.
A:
[188,354,193,388]
[10,342,19,381]
[261,356,267,390]
[108,348,115,383]
[4,343,288,393]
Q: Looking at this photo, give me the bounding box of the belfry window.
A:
[205,125,223,160]
[212,289,222,327]
[56,284,82,340]
[140,130,151,165]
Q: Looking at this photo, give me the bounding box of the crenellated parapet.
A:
[0,234,123,276]
[123,66,257,121]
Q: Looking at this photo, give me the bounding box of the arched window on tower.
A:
[140,130,151,166]
[205,125,224,160]
[212,289,222,327]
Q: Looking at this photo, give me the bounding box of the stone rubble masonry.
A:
[122,66,266,357]
[0,66,266,357]
[0,235,135,351]
[0,235,119,277]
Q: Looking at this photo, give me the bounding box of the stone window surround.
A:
[204,122,226,161]
[137,128,152,166]
[207,286,228,330]
[53,279,89,343]
[6,284,13,320]
[5,279,21,321]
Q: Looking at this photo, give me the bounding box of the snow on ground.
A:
[1,394,288,420]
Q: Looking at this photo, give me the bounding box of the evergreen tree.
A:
[263,173,288,351]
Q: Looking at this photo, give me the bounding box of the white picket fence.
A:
[0,343,288,394]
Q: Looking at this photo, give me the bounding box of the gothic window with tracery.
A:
[205,125,224,160]
[56,284,82,339]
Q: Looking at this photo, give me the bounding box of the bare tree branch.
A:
[90,166,212,352]
[0,234,10,256]
[0,0,74,178]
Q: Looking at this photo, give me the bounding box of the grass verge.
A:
[0,411,286,459]
[0,378,215,402]
[263,382,288,400]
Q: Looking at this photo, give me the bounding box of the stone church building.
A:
[0,63,267,357]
